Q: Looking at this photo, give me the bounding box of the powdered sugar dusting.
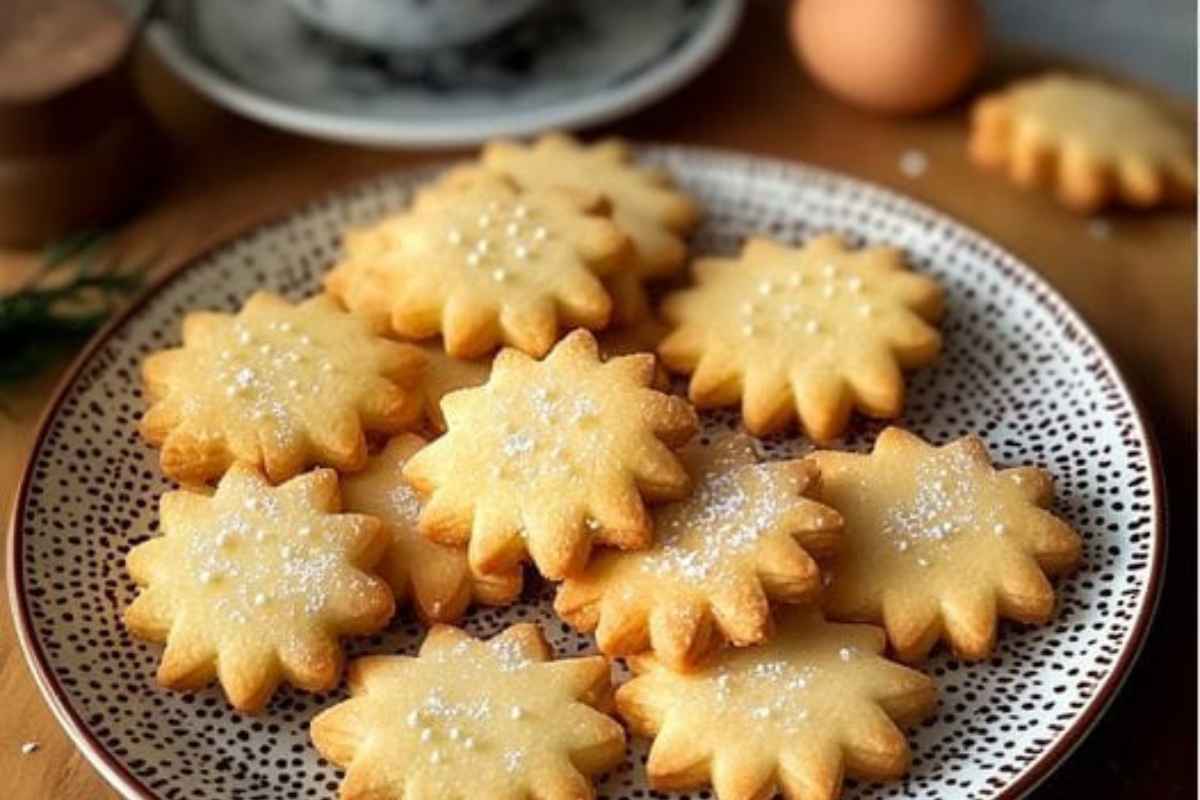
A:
[417,688,493,723]
[174,300,397,451]
[486,636,535,672]
[502,433,534,458]
[477,359,636,497]
[641,451,799,583]
[497,381,605,468]
[881,444,1010,562]
[377,629,606,784]
[178,483,377,628]
[708,658,817,732]
[388,482,423,525]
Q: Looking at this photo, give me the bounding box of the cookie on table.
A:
[124,464,394,712]
[658,236,943,442]
[808,427,1083,662]
[969,73,1197,212]
[482,133,701,324]
[340,434,522,622]
[311,623,626,800]
[403,329,698,580]
[140,291,425,484]
[616,609,936,800]
[325,170,632,358]
[555,432,842,671]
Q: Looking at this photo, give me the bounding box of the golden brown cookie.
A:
[311,623,626,800]
[616,609,937,800]
[124,464,394,712]
[482,133,701,324]
[403,329,698,580]
[555,432,842,671]
[139,291,425,484]
[340,434,523,622]
[969,73,1196,211]
[659,236,943,442]
[808,427,1083,662]
[325,170,632,358]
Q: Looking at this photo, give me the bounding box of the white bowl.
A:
[148,0,744,148]
[285,0,543,51]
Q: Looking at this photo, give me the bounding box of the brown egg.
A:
[790,0,985,115]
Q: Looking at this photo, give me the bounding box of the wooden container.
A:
[0,0,162,247]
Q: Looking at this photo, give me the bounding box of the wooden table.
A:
[2,4,1195,797]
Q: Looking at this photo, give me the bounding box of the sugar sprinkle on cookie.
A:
[140,291,425,484]
[124,464,394,712]
[556,431,842,671]
[482,133,700,325]
[403,329,698,581]
[808,427,1083,662]
[659,235,943,442]
[311,623,625,800]
[326,170,631,358]
[617,609,936,800]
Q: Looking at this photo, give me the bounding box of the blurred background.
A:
[987,0,1195,96]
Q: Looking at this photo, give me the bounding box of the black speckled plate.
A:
[8,147,1164,800]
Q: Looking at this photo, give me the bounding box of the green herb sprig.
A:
[1,230,152,381]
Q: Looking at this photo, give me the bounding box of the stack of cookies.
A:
[125,134,1083,800]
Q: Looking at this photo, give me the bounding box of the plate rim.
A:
[6,145,1167,800]
[145,1,744,149]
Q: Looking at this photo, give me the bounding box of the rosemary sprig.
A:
[0,231,151,382]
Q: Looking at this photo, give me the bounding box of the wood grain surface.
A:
[1,3,1195,798]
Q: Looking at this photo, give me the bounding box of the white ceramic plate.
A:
[9,147,1164,800]
[146,0,743,148]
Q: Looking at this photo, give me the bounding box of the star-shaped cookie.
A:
[340,435,523,622]
[482,133,701,324]
[659,236,944,442]
[140,291,425,483]
[808,427,1083,662]
[969,73,1197,211]
[325,170,632,358]
[555,432,842,671]
[403,329,698,580]
[124,464,394,712]
[311,623,626,800]
[616,609,937,800]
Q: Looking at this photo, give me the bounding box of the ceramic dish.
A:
[146,0,743,147]
[283,0,544,51]
[9,146,1164,800]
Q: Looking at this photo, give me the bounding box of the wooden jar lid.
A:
[0,0,160,247]
[0,0,134,105]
